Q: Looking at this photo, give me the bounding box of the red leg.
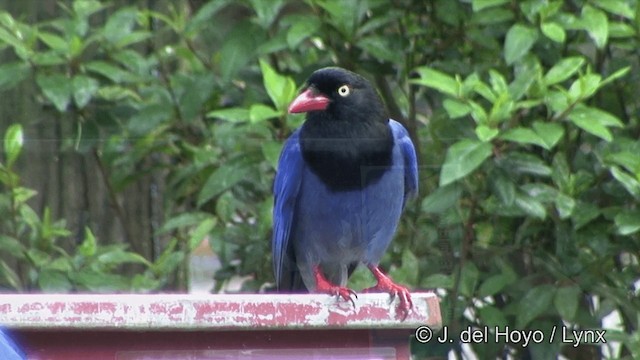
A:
[313,265,357,307]
[364,266,413,319]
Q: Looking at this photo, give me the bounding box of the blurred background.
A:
[0,0,638,358]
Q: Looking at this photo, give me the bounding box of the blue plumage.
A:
[0,328,25,360]
[272,67,418,315]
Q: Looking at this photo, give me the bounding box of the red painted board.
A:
[1,293,441,360]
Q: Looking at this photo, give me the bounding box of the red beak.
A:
[288,88,330,114]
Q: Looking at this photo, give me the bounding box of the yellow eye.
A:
[337,85,350,97]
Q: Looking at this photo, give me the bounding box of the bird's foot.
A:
[364,266,413,320]
[314,266,357,307]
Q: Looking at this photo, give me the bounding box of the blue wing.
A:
[0,328,25,360]
[272,130,304,290]
[389,120,418,207]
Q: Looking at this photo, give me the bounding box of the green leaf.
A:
[478,273,513,297]
[467,74,495,101]
[261,140,283,170]
[358,36,398,63]
[71,270,129,291]
[572,201,600,229]
[47,257,72,272]
[568,73,601,100]
[439,139,492,186]
[250,104,282,123]
[38,271,72,292]
[388,249,419,285]
[517,284,555,328]
[459,262,480,297]
[609,22,635,38]
[127,103,171,136]
[12,187,37,205]
[184,0,231,36]
[475,125,499,142]
[490,171,516,206]
[568,105,623,142]
[188,218,217,251]
[286,16,320,48]
[554,285,581,320]
[0,62,30,91]
[259,59,296,111]
[347,265,374,290]
[0,27,29,57]
[36,73,72,112]
[609,166,640,199]
[97,86,140,102]
[78,227,97,257]
[592,0,634,19]
[489,70,508,94]
[218,21,263,82]
[411,67,459,97]
[601,66,632,87]
[532,121,564,149]
[504,24,538,65]
[500,127,548,149]
[0,260,23,290]
[515,192,547,219]
[509,57,540,100]
[554,193,576,219]
[0,235,25,258]
[158,212,211,234]
[420,273,453,289]
[249,0,285,29]
[72,75,99,108]
[472,0,509,12]
[474,222,493,248]
[38,31,68,53]
[73,0,105,18]
[206,107,250,123]
[315,0,366,39]
[4,123,23,168]
[582,5,608,48]
[97,249,151,267]
[180,73,216,121]
[103,7,138,45]
[546,90,570,113]
[443,99,471,118]
[569,111,605,140]
[500,152,552,177]
[472,8,514,24]
[544,57,585,85]
[541,22,565,43]
[606,151,640,174]
[421,183,463,213]
[197,163,250,207]
[115,31,150,48]
[615,210,640,235]
[85,61,132,83]
[478,305,507,329]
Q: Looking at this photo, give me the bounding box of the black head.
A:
[289,67,387,123]
[289,67,393,191]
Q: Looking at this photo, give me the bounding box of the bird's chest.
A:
[294,162,404,261]
[300,122,393,192]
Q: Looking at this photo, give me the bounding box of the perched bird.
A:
[272,67,418,317]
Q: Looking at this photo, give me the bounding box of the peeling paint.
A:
[0,293,441,331]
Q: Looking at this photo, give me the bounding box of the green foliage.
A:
[0,126,168,292]
[0,0,638,358]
